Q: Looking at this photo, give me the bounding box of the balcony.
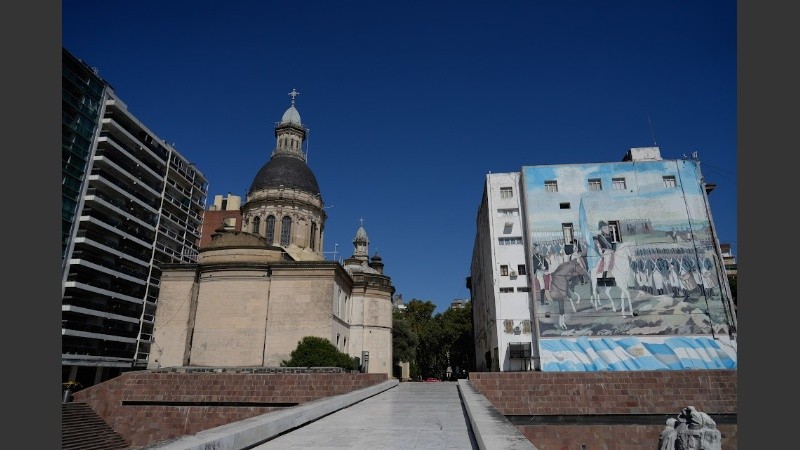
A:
[63,280,144,305]
[90,171,161,211]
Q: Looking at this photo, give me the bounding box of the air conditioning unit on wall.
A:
[513,324,521,333]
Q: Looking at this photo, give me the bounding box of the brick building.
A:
[198,193,242,248]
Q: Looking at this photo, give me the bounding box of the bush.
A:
[281,336,357,370]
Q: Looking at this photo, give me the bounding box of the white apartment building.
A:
[469,172,534,372]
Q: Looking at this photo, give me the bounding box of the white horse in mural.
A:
[587,241,635,317]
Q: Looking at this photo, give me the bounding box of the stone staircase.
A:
[62,402,129,450]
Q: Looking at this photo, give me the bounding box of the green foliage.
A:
[395,299,475,380]
[440,303,475,378]
[392,309,419,364]
[281,336,356,370]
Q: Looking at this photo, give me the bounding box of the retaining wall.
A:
[71,369,388,449]
[468,369,737,450]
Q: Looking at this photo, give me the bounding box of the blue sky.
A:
[63,1,737,314]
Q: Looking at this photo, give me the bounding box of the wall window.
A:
[500,265,509,276]
[252,216,261,234]
[544,180,558,192]
[310,221,317,250]
[559,202,570,209]
[663,175,677,188]
[222,217,237,229]
[509,342,531,358]
[517,287,530,293]
[503,320,514,332]
[522,319,532,333]
[608,220,622,243]
[280,215,292,246]
[498,208,519,216]
[498,237,523,245]
[588,178,602,191]
[500,287,514,293]
[265,215,276,243]
[500,187,513,199]
[517,264,527,276]
[562,223,574,245]
[612,177,627,190]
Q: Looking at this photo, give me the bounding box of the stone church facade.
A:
[148,92,394,375]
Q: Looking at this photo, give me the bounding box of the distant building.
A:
[149,94,395,375]
[62,47,208,387]
[468,147,737,372]
[450,298,469,310]
[199,193,242,248]
[719,243,737,277]
[392,294,407,311]
[719,242,737,313]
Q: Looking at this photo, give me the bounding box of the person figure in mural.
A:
[532,243,549,305]
[568,238,588,285]
[594,221,616,278]
[668,259,683,298]
[679,257,698,300]
[700,256,719,298]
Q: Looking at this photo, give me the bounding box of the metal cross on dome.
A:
[359,217,364,227]
[288,89,299,104]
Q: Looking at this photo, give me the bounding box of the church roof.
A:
[354,225,368,243]
[248,154,321,195]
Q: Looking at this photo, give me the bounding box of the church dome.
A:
[281,105,302,126]
[248,154,320,195]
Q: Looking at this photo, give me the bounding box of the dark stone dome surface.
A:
[248,155,320,196]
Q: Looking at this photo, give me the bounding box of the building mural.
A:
[520,159,737,371]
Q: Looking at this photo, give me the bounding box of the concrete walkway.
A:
[145,379,536,450]
[253,382,477,449]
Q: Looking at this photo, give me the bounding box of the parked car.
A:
[424,377,441,382]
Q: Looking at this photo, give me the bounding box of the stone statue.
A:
[658,418,678,450]
[659,406,721,450]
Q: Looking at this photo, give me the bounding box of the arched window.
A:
[310,222,317,250]
[281,216,292,246]
[252,216,261,234]
[265,215,276,244]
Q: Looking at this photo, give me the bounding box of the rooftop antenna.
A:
[305,127,310,162]
[323,242,339,262]
[647,113,658,146]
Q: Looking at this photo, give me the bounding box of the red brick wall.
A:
[72,371,388,449]
[468,370,737,450]
[199,209,243,248]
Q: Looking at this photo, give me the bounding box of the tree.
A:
[440,302,475,378]
[401,299,440,379]
[400,299,474,379]
[281,336,356,370]
[392,309,418,365]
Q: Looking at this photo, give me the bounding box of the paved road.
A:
[252,381,478,449]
